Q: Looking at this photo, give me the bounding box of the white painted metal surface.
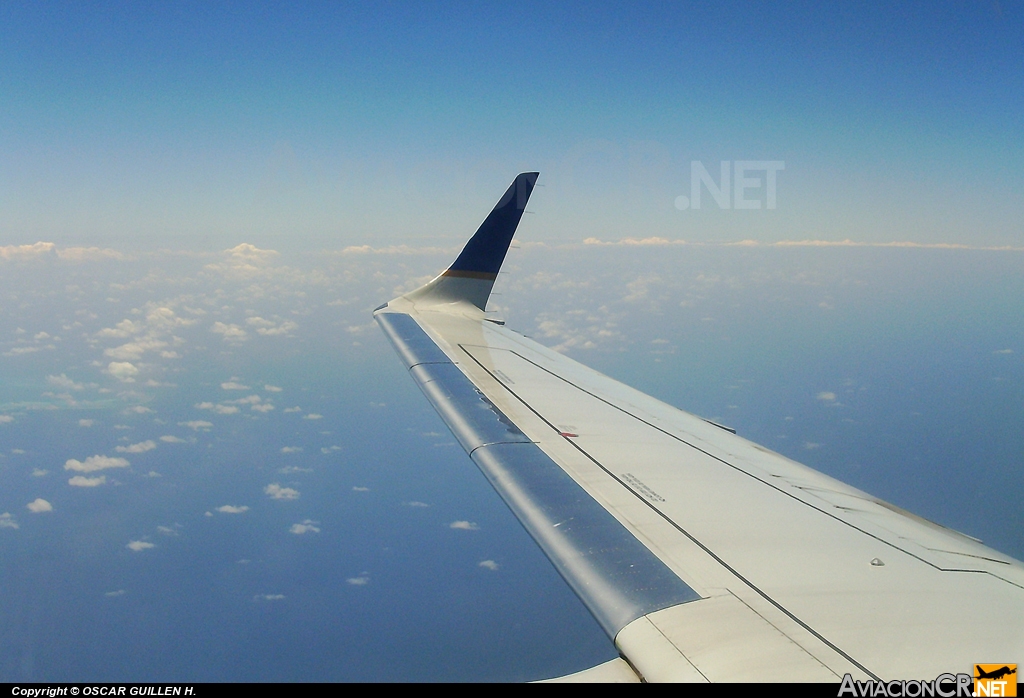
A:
[380,295,1024,682]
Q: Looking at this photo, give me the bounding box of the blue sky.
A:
[1,1,1022,248]
[1,2,1023,682]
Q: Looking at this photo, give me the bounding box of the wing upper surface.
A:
[374,174,1024,682]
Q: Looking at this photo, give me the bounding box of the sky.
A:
[1,1,1022,683]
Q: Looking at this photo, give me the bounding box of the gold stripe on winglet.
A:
[442,269,498,280]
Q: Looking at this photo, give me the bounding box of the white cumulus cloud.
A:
[108,361,139,382]
[65,455,130,473]
[127,541,155,551]
[256,320,298,336]
[216,505,249,514]
[115,440,157,454]
[69,475,106,487]
[196,402,239,414]
[0,513,18,529]
[179,421,213,431]
[47,374,85,390]
[211,323,248,342]
[479,560,499,571]
[27,499,53,513]
[289,520,321,534]
[265,483,300,500]
[449,521,479,530]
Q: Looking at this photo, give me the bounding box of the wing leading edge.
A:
[374,174,1024,682]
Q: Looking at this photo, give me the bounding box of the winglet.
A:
[399,172,539,312]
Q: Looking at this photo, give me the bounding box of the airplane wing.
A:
[374,173,1024,683]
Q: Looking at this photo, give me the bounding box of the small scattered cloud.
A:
[279,465,313,474]
[127,540,155,552]
[105,590,126,597]
[78,419,95,427]
[124,405,154,415]
[0,415,13,424]
[0,241,58,260]
[303,413,323,420]
[27,498,53,513]
[196,402,239,415]
[115,440,157,454]
[583,236,686,247]
[246,317,298,336]
[816,392,837,402]
[157,526,178,536]
[346,576,370,586]
[404,501,429,508]
[107,361,139,382]
[284,407,302,413]
[352,486,370,492]
[216,505,249,514]
[221,381,250,390]
[265,483,300,500]
[280,446,303,453]
[255,594,285,601]
[65,455,130,473]
[0,513,18,529]
[251,403,274,413]
[159,435,186,443]
[289,520,321,534]
[320,446,341,453]
[211,322,248,342]
[449,521,479,530]
[179,420,213,431]
[478,560,499,571]
[4,345,55,356]
[264,385,283,392]
[47,374,85,390]
[994,349,1013,354]
[802,442,821,450]
[31,468,48,477]
[69,475,106,487]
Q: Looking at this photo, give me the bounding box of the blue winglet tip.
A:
[445,172,539,280]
